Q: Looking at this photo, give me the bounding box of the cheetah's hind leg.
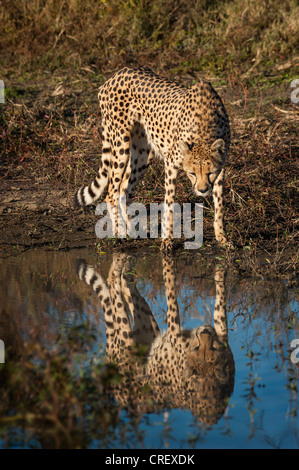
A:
[74,120,112,208]
[119,123,154,236]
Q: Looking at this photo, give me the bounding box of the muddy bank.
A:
[0,179,96,252]
[0,177,297,281]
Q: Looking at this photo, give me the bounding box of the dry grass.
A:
[1,0,298,78]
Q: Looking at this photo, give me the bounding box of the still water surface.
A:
[0,249,298,449]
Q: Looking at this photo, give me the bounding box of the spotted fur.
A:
[75,67,231,248]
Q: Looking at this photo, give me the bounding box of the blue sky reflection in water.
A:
[0,249,298,449]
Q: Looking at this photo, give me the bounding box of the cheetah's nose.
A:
[195,186,211,197]
[197,184,209,193]
[199,333,213,360]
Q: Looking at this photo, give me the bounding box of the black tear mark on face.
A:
[187,142,194,151]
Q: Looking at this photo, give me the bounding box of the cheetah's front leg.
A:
[161,161,177,253]
[212,167,228,246]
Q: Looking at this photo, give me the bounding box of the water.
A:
[0,248,298,449]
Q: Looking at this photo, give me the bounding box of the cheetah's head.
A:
[180,139,226,197]
[184,325,234,384]
[186,325,227,364]
[184,325,235,425]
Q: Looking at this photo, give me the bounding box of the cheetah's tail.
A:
[74,160,110,208]
[76,259,111,303]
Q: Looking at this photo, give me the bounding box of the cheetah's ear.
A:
[211,139,225,155]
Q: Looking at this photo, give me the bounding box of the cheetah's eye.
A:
[189,172,196,178]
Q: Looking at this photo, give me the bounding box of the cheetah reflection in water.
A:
[77,254,235,425]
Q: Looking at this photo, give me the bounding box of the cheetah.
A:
[77,254,235,424]
[74,67,231,250]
